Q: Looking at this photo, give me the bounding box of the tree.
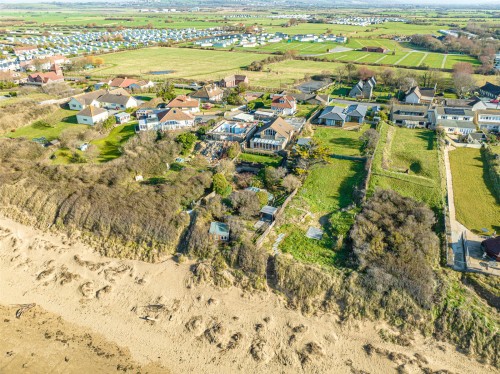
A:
[264,167,286,190]
[213,173,232,196]
[453,62,474,75]
[256,191,269,207]
[380,69,395,88]
[452,71,476,98]
[156,80,176,101]
[346,63,356,84]
[176,132,197,155]
[230,190,260,218]
[359,129,380,156]
[358,66,375,81]
[282,174,301,193]
[215,159,236,180]
[335,65,346,84]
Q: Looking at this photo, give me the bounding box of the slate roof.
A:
[479,82,500,96]
[77,105,107,117]
[98,93,134,106]
[71,89,107,105]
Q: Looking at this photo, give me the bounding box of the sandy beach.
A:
[0,214,495,373]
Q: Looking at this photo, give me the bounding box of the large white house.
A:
[97,93,138,110]
[271,94,297,116]
[475,109,500,132]
[76,105,109,125]
[68,90,106,111]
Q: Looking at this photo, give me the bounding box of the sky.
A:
[0,0,499,4]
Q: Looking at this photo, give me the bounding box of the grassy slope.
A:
[5,108,87,141]
[92,123,137,162]
[449,148,500,233]
[238,152,282,167]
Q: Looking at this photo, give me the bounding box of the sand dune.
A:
[0,215,495,373]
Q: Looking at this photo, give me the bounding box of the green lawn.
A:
[301,159,366,214]
[369,122,443,209]
[449,148,500,234]
[238,152,282,167]
[313,124,371,157]
[6,108,87,141]
[91,123,137,162]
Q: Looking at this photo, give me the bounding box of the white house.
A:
[76,106,109,126]
[97,93,138,110]
[475,109,500,132]
[405,86,435,104]
[271,94,297,116]
[68,90,106,111]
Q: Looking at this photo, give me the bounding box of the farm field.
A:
[91,47,271,81]
[313,124,371,157]
[449,148,500,234]
[370,123,443,209]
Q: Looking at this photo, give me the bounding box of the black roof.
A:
[482,236,500,259]
[480,82,500,96]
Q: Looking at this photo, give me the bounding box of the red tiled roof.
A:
[271,95,296,109]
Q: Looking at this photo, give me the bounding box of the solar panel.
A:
[444,108,465,115]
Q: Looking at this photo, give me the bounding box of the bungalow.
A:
[318,104,368,127]
[68,90,106,111]
[288,93,331,106]
[475,109,500,132]
[271,94,297,116]
[437,119,476,135]
[390,103,429,128]
[466,132,487,144]
[76,105,109,126]
[249,117,294,153]
[478,82,500,101]
[98,93,138,110]
[444,97,487,111]
[209,222,230,241]
[157,109,195,130]
[349,77,376,100]
[191,84,224,103]
[220,74,249,88]
[405,86,435,104]
[166,95,200,113]
[207,120,257,142]
[108,77,154,91]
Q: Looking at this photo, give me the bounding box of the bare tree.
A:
[452,72,476,98]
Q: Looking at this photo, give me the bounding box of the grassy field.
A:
[238,152,282,167]
[449,148,500,234]
[5,108,87,141]
[313,124,371,157]
[91,47,270,81]
[370,122,443,209]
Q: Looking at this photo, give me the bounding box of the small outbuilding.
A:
[209,222,230,241]
[260,205,278,222]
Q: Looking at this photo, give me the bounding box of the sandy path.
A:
[0,215,495,373]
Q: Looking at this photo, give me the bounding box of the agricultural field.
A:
[91,47,270,81]
[449,148,500,234]
[369,122,443,209]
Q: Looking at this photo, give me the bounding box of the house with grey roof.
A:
[318,104,368,127]
[98,93,138,110]
[349,77,376,99]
